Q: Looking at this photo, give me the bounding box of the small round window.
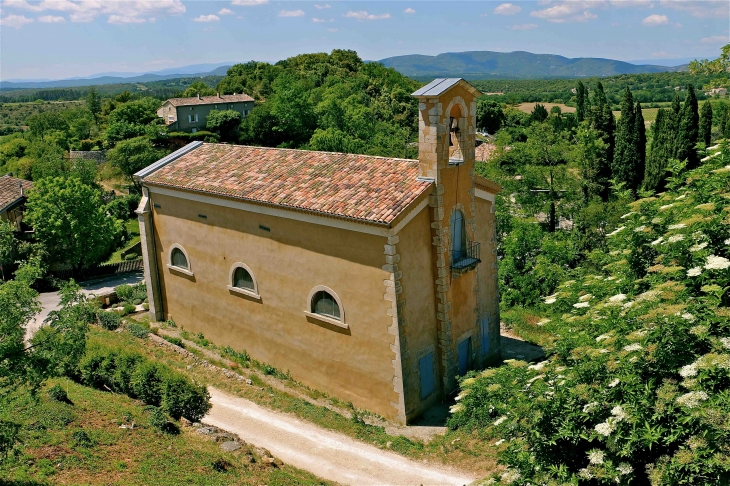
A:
[171,247,188,269]
[232,267,255,291]
[311,291,340,320]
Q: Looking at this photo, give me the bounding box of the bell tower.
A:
[412,78,484,393]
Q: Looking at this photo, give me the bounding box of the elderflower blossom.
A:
[609,294,627,303]
[680,363,698,378]
[528,361,548,371]
[651,237,664,246]
[588,449,605,465]
[676,391,708,409]
[690,242,708,252]
[720,337,730,350]
[574,302,590,309]
[668,223,686,230]
[676,194,687,200]
[725,238,730,245]
[609,378,620,387]
[579,294,593,302]
[705,255,730,271]
[455,389,471,401]
[536,318,551,326]
[450,403,464,413]
[494,416,507,426]
[634,225,647,232]
[681,313,696,322]
[611,405,628,421]
[583,402,599,413]
[607,226,625,237]
[623,343,643,352]
[668,234,686,243]
[659,204,675,211]
[620,212,635,219]
[578,468,594,480]
[500,469,521,484]
[595,420,615,436]
[596,334,611,342]
[494,439,505,446]
[687,267,702,277]
[617,463,633,475]
[544,294,558,304]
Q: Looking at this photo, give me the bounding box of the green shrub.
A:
[161,374,211,421]
[132,298,142,305]
[47,384,68,402]
[131,362,165,406]
[142,303,149,311]
[163,336,184,348]
[124,253,138,261]
[97,310,121,331]
[123,303,136,315]
[127,323,149,339]
[165,319,176,328]
[71,430,94,448]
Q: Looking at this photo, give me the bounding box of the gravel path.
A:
[204,387,476,486]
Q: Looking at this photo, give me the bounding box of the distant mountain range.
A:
[1,51,692,91]
[0,63,235,90]
[377,51,688,79]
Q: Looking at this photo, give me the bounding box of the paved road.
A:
[26,272,144,340]
[204,387,476,486]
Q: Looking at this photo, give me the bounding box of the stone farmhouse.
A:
[157,93,255,133]
[0,175,32,231]
[136,78,501,423]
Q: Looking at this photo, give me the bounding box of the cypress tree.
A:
[644,109,671,192]
[699,100,713,147]
[588,82,615,198]
[576,81,588,123]
[613,87,638,193]
[635,101,646,189]
[677,84,700,168]
[669,93,682,158]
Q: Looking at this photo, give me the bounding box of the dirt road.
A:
[204,387,476,486]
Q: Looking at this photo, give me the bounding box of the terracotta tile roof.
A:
[165,93,254,107]
[143,144,432,226]
[475,143,498,161]
[0,175,32,212]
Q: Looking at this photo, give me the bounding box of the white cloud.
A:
[278,9,304,17]
[642,14,668,25]
[328,27,337,32]
[510,23,538,30]
[314,4,331,9]
[193,14,219,22]
[531,2,599,23]
[345,10,390,21]
[404,7,415,14]
[701,35,729,44]
[0,13,33,27]
[231,0,268,5]
[38,14,65,22]
[659,0,728,19]
[312,17,326,22]
[494,3,522,15]
[1,0,186,24]
[218,8,234,15]
[609,0,652,7]
[480,13,489,17]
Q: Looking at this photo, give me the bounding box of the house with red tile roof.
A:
[136,78,501,423]
[0,175,32,230]
[157,92,255,133]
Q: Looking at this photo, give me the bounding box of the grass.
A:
[0,378,330,485]
[109,320,498,477]
[106,219,141,264]
[500,306,556,348]
[516,102,575,114]
[0,100,84,128]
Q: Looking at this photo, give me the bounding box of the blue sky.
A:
[0,0,728,80]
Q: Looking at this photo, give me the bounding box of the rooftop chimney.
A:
[19,181,24,197]
[217,92,221,98]
[197,92,201,100]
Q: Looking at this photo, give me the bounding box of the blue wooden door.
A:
[480,317,490,355]
[451,210,464,261]
[458,338,471,376]
[419,353,434,399]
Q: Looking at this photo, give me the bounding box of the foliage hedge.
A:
[76,344,211,421]
[450,143,730,484]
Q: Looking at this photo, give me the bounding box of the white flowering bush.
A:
[449,144,730,484]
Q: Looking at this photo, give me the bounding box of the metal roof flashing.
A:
[411,78,482,98]
[134,141,203,181]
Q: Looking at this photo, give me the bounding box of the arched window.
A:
[171,248,188,269]
[227,263,259,298]
[311,290,340,320]
[451,209,466,263]
[232,267,254,291]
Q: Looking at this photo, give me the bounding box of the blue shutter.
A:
[481,317,490,355]
[419,353,434,399]
[458,338,471,376]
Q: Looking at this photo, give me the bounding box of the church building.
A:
[136,78,501,423]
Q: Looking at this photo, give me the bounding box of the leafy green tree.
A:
[699,100,713,146]
[26,141,67,181]
[205,109,242,142]
[688,43,730,74]
[27,111,69,142]
[25,177,121,271]
[107,136,164,189]
[575,81,588,123]
[476,98,505,134]
[106,98,161,144]
[85,87,101,124]
[308,128,364,154]
[677,84,699,168]
[530,103,549,123]
[0,221,14,281]
[182,81,216,98]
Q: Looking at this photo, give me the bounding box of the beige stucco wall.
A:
[148,189,403,420]
[475,196,500,364]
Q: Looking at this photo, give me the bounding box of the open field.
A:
[0,100,84,128]
[515,102,575,114]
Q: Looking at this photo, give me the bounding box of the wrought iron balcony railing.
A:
[451,242,481,275]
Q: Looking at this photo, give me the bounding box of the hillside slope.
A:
[379,51,685,78]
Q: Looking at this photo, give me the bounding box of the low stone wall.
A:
[69,150,107,164]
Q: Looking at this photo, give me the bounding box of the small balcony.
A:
[451,242,481,276]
